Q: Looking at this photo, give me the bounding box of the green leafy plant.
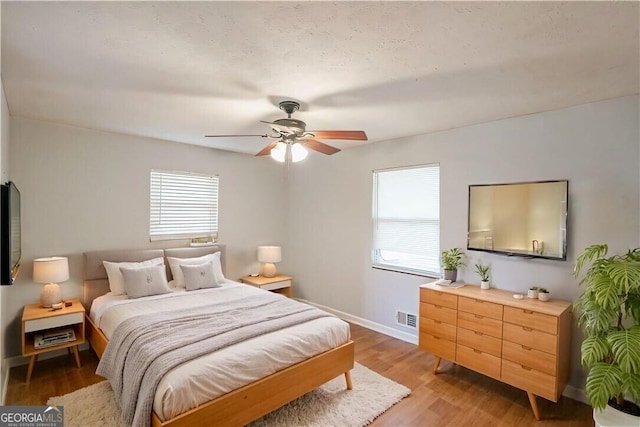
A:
[441,248,465,271]
[573,244,640,413]
[474,263,490,281]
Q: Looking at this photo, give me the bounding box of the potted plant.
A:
[537,288,550,301]
[573,244,640,425]
[528,286,540,299]
[441,248,464,282]
[474,263,490,289]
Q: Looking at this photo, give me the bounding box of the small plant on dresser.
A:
[441,248,465,282]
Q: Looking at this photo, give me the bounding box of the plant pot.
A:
[594,404,640,427]
[527,289,539,299]
[443,269,457,282]
[538,292,550,301]
[480,280,490,290]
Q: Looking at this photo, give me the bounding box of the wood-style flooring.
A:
[6,323,593,426]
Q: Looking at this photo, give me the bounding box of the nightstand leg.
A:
[26,355,37,383]
[71,345,81,368]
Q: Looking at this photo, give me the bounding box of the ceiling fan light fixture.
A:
[291,143,308,162]
[270,142,287,162]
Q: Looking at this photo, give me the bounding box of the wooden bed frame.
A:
[82,245,354,427]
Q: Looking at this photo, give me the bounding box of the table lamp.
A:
[33,256,69,308]
[257,246,281,278]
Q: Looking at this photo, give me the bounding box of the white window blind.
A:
[150,170,219,241]
[372,164,440,276]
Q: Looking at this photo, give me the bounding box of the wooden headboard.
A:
[82,245,226,310]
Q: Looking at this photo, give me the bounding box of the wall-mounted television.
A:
[467,180,568,261]
[1,181,21,285]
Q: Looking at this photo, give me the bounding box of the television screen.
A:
[467,180,568,260]
[1,181,21,285]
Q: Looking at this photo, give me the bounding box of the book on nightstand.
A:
[34,328,76,349]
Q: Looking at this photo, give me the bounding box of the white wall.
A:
[4,118,288,358]
[286,95,640,389]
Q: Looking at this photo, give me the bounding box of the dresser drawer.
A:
[420,317,457,341]
[503,306,558,334]
[502,340,556,376]
[458,311,503,338]
[457,327,502,357]
[456,344,501,380]
[419,332,456,361]
[501,359,558,402]
[421,288,457,309]
[503,322,557,355]
[458,296,503,320]
[421,302,457,325]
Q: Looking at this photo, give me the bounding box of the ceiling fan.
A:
[205,101,368,162]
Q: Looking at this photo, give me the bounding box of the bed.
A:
[82,245,354,427]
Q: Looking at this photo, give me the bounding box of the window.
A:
[150,170,219,241]
[372,164,440,276]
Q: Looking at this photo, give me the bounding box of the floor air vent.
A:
[396,310,417,328]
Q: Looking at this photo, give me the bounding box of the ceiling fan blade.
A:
[205,134,269,138]
[255,141,278,157]
[304,139,341,155]
[309,130,368,141]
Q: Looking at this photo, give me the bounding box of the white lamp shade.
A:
[33,257,69,284]
[257,246,282,263]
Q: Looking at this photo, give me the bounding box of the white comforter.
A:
[90,280,350,421]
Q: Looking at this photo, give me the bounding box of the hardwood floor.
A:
[6,323,593,426]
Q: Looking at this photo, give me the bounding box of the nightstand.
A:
[240,274,293,298]
[21,298,86,382]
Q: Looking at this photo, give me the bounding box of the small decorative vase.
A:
[527,289,539,299]
[480,280,490,290]
[538,292,550,301]
[443,269,457,282]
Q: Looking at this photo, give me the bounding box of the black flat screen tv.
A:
[467,180,568,261]
[1,181,21,285]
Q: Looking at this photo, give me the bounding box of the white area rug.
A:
[47,362,410,427]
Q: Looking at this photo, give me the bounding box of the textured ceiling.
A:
[2,2,638,156]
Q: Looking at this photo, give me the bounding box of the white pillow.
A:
[181,262,222,291]
[167,252,224,288]
[103,257,164,295]
[119,265,171,299]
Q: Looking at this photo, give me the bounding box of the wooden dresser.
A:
[419,282,572,420]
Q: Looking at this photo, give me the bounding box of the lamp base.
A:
[40,283,62,308]
[261,263,277,278]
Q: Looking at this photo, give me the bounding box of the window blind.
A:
[372,164,440,276]
[150,170,219,241]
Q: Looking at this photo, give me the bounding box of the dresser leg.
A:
[432,357,442,374]
[527,392,541,420]
[26,355,37,383]
[344,371,353,390]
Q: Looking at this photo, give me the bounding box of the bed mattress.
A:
[90,280,350,421]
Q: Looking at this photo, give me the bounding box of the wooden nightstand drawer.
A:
[420,288,457,309]
[458,296,503,320]
[504,306,558,334]
[260,279,291,291]
[457,310,502,338]
[25,312,83,333]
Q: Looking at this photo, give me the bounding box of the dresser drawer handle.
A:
[523,327,533,332]
[473,349,482,354]
[521,365,532,371]
[475,299,483,303]
[474,331,483,336]
[474,314,483,319]
[434,305,442,309]
[433,336,440,340]
[521,345,532,351]
[434,320,442,324]
[524,309,534,314]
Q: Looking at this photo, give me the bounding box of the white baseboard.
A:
[5,342,90,369]
[295,298,418,345]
